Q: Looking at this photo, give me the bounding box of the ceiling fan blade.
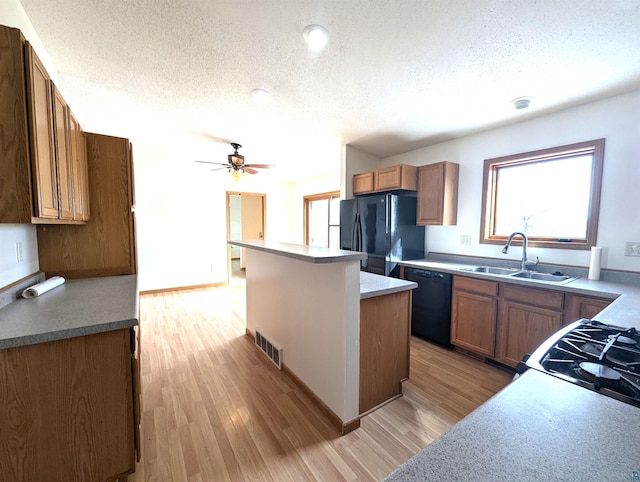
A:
[243,167,259,174]
[195,160,228,166]
[245,163,275,169]
[210,166,230,172]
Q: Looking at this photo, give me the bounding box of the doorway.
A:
[226,192,266,280]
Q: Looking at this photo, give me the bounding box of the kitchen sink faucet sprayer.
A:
[502,232,539,271]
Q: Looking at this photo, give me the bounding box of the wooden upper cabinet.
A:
[52,84,74,220]
[0,26,32,223]
[353,171,374,195]
[374,164,417,192]
[25,42,58,219]
[37,134,137,279]
[68,110,90,221]
[416,161,459,226]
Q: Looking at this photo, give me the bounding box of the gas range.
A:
[522,319,640,408]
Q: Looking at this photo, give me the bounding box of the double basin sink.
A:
[460,266,577,284]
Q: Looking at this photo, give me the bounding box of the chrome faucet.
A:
[502,232,539,271]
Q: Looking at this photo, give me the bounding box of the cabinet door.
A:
[353,172,374,194]
[0,329,134,480]
[451,289,497,357]
[416,161,459,226]
[565,294,613,321]
[52,85,74,220]
[496,300,563,368]
[68,110,90,220]
[25,43,58,219]
[374,165,417,191]
[359,291,411,414]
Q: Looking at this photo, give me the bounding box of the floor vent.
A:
[255,329,283,370]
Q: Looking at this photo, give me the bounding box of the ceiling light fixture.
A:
[511,96,533,110]
[251,88,271,104]
[302,24,329,51]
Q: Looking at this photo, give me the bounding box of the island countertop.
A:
[360,271,417,299]
[0,275,139,350]
[383,369,640,481]
[228,239,367,264]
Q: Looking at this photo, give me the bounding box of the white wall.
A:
[132,133,295,291]
[245,249,361,422]
[289,172,341,244]
[0,0,57,289]
[380,89,640,272]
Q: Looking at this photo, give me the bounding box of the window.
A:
[304,191,341,248]
[480,138,605,250]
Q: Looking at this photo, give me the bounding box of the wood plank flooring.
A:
[130,279,513,481]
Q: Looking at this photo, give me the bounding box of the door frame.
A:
[226,191,267,281]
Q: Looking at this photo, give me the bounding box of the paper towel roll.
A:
[22,276,65,298]
[588,247,602,280]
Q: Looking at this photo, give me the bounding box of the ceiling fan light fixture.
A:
[231,169,244,182]
[303,24,329,51]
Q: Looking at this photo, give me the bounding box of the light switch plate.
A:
[460,235,471,246]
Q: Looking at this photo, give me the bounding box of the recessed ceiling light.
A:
[251,89,271,104]
[302,24,329,51]
[511,96,533,110]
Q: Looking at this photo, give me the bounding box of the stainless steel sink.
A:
[509,271,574,283]
[460,266,518,275]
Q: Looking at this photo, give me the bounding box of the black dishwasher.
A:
[403,267,453,348]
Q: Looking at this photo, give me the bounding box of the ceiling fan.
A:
[196,143,275,176]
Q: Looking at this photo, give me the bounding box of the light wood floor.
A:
[130,279,513,481]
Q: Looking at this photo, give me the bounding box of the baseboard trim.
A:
[140,282,227,295]
[244,329,360,435]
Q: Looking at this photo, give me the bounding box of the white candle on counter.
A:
[588,246,602,280]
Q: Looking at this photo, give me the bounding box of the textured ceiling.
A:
[18,0,640,181]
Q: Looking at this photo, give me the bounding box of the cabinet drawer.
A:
[502,284,564,310]
[453,275,498,297]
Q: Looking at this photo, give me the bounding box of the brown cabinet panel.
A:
[37,134,137,278]
[52,85,74,220]
[68,111,90,221]
[454,276,498,297]
[0,26,32,223]
[496,300,563,368]
[25,42,58,219]
[502,284,564,311]
[0,329,134,481]
[451,277,497,357]
[565,294,613,322]
[353,172,374,195]
[360,291,411,414]
[416,161,459,226]
[374,164,417,191]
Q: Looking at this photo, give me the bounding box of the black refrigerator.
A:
[339,193,425,276]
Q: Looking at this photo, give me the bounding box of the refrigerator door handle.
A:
[354,213,362,252]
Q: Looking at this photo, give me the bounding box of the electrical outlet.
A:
[625,242,640,257]
[16,241,24,263]
[460,235,471,246]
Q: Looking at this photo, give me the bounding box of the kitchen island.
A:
[0,275,140,481]
[229,240,417,433]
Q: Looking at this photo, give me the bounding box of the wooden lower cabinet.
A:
[0,328,139,481]
[565,293,613,320]
[451,276,498,357]
[359,290,411,414]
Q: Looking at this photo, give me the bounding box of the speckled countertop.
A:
[387,258,640,480]
[384,369,640,481]
[360,271,416,299]
[0,275,138,350]
[228,239,367,264]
